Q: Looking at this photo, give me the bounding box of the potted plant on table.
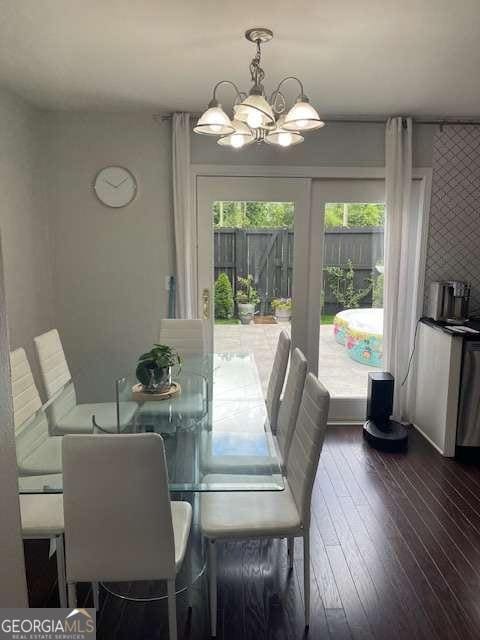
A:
[236,275,260,325]
[271,297,292,323]
[136,344,181,393]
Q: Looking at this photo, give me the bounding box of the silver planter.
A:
[147,366,172,392]
[275,309,292,323]
[237,303,255,325]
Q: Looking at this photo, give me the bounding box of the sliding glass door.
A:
[197,176,388,423]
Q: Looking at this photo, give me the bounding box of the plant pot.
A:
[237,303,255,325]
[136,364,172,393]
[274,309,292,323]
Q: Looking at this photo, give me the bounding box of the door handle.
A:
[202,288,210,320]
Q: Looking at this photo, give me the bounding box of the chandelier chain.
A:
[249,40,265,91]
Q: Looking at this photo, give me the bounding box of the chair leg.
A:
[287,537,294,571]
[67,582,77,607]
[167,578,177,640]
[208,539,217,637]
[92,581,100,610]
[303,529,310,629]
[55,535,67,607]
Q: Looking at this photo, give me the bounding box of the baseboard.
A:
[411,422,449,456]
[327,421,363,428]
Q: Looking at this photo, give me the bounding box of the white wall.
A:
[41,112,174,402]
[191,121,435,167]
[0,89,54,388]
[0,89,32,606]
[0,238,27,605]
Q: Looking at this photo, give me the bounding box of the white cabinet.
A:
[413,322,463,457]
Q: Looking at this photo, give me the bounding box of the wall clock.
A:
[93,166,137,208]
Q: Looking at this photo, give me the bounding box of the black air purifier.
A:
[363,372,408,451]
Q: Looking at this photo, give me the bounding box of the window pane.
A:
[321,202,385,398]
[213,201,294,393]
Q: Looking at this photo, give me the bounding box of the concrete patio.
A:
[214,321,377,398]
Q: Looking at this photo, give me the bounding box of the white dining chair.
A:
[265,330,291,433]
[158,318,206,358]
[62,433,192,640]
[200,373,330,636]
[274,347,307,466]
[10,348,62,476]
[19,493,67,607]
[34,329,137,434]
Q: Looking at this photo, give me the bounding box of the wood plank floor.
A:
[25,426,480,639]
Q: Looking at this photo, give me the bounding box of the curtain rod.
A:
[153,113,480,126]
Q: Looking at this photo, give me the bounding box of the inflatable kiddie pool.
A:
[333,308,383,367]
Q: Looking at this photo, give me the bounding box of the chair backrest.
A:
[158,319,206,359]
[34,329,76,424]
[276,347,307,462]
[286,373,330,527]
[266,330,291,432]
[62,433,176,583]
[10,348,49,468]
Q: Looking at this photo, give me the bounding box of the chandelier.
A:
[193,28,325,149]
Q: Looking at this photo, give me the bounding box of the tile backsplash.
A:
[424,125,480,314]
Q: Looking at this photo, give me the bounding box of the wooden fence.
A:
[214,227,384,315]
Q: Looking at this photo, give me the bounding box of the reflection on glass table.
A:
[18,353,284,494]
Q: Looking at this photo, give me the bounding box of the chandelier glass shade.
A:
[193,28,324,149]
[283,99,325,132]
[233,93,275,129]
[265,116,304,147]
[217,119,255,148]
[193,102,235,136]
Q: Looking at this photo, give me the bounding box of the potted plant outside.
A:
[236,275,260,325]
[136,344,181,393]
[271,297,292,322]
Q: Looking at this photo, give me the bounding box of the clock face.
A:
[93,166,137,208]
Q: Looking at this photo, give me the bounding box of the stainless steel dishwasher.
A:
[457,341,480,446]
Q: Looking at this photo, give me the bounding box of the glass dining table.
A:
[17,352,284,600]
[18,352,284,494]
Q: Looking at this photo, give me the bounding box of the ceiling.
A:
[1,0,480,117]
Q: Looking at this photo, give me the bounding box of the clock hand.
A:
[103,178,117,187]
[114,177,129,188]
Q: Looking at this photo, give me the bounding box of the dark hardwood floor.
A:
[25,426,480,639]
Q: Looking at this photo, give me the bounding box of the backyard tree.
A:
[213,201,294,228]
[214,272,234,319]
[324,203,385,228]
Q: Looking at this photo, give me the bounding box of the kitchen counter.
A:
[420,316,480,338]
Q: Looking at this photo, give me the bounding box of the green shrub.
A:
[325,259,372,309]
[235,275,260,305]
[214,273,234,319]
[271,297,292,312]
